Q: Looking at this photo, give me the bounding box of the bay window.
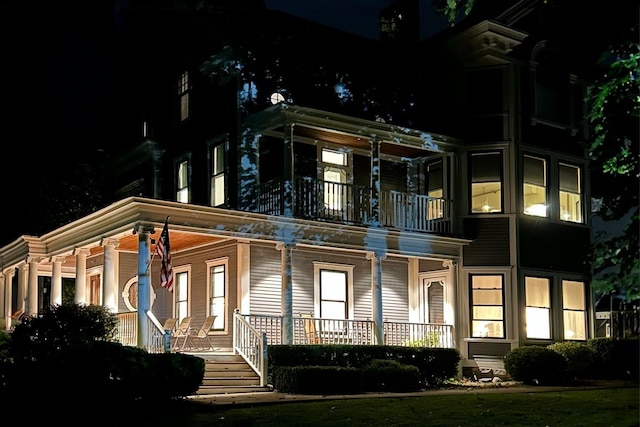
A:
[471,274,504,338]
[525,276,551,339]
[470,152,502,213]
[562,280,586,340]
[523,155,547,217]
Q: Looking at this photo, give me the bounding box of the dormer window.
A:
[178,71,190,121]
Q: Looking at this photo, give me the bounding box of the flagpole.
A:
[147,216,170,273]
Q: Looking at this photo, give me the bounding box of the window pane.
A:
[563,311,586,340]
[524,156,546,186]
[563,280,585,310]
[210,264,226,330]
[471,182,502,213]
[212,175,225,206]
[322,149,346,166]
[321,301,346,319]
[213,144,224,174]
[178,161,188,188]
[471,152,501,182]
[471,275,504,338]
[472,289,503,305]
[321,270,347,300]
[560,190,582,223]
[427,161,443,191]
[473,306,503,320]
[526,307,551,339]
[472,320,503,338]
[525,277,550,307]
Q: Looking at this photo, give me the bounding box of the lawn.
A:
[124,386,639,426]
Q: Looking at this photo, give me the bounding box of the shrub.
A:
[362,359,421,392]
[547,341,596,381]
[504,345,568,385]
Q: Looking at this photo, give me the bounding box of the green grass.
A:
[125,387,639,427]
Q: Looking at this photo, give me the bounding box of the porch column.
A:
[367,251,386,344]
[101,238,120,313]
[237,243,251,313]
[0,273,4,328]
[4,268,15,329]
[27,257,42,316]
[17,262,27,312]
[50,256,66,307]
[283,123,295,217]
[135,223,154,349]
[74,248,91,304]
[277,242,295,344]
[370,139,381,225]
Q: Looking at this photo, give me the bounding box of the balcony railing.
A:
[258,176,452,233]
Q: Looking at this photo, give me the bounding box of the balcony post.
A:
[277,242,295,344]
[283,123,294,217]
[370,138,381,226]
[134,223,154,350]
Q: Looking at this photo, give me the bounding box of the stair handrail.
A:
[233,309,268,387]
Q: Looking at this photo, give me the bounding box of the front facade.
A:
[0,2,596,377]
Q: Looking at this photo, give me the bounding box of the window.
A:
[427,160,444,219]
[321,148,349,215]
[178,71,190,122]
[176,159,190,203]
[210,141,226,207]
[88,273,101,305]
[174,271,189,323]
[523,155,547,217]
[525,276,551,339]
[562,280,586,340]
[559,163,582,223]
[471,274,504,338]
[207,259,227,331]
[470,152,502,213]
[314,262,354,319]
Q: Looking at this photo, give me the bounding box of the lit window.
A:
[210,142,226,207]
[470,152,502,213]
[178,71,190,122]
[177,160,189,203]
[314,262,354,320]
[559,163,582,223]
[525,276,551,339]
[523,155,547,217]
[471,274,504,338]
[269,91,285,105]
[427,161,444,219]
[321,148,348,215]
[175,271,189,324]
[208,260,227,331]
[562,280,586,340]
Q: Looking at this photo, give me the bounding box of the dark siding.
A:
[519,218,590,273]
[463,217,510,266]
[381,159,406,192]
[353,154,370,187]
[468,341,512,358]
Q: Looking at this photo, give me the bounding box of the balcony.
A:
[258,177,452,234]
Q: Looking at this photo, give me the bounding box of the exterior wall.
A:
[380,257,409,323]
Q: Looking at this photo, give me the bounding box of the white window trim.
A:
[206,257,229,334]
[172,265,191,319]
[121,275,158,312]
[312,261,355,319]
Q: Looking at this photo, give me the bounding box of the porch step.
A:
[195,353,272,396]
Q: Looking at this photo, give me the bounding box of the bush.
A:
[547,341,596,381]
[362,359,421,392]
[504,345,568,385]
[588,337,639,380]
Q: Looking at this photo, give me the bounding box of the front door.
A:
[418,273,447,324]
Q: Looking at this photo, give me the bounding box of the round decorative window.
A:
[269,91,285,105]
[122,276,157,311]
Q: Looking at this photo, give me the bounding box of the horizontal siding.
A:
[462,217,510,266]
[250,245,283,316]
[381,258,408,323]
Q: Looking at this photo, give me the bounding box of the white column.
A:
[237,243,251,313]
[367,251,386,345]
[277,242,295,345]
[0,273,4,328]
[27,257,42,316]
[74,248,91,304]
[50,256,66,307]
[135,223,154,349]
[101,238,120,313]
[4,268,15,329]
[17,262,27,313]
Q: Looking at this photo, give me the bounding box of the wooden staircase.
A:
[195,353,272,396]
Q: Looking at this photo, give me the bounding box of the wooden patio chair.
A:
[300,313,322,344]
[184,315,217,351]
[162,317,177,333]
[171,316,192,350]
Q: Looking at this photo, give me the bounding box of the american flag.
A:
[155,218,174,292]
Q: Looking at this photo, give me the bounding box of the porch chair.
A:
[184,315,217,351]
[171,316,192,350]
[162,317,177,333]
[300,313,322,344]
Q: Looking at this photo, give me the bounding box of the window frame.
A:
[175,156,191,203]
[469,151,503,214]
[524,276,552,340]
[208,137,228,207]
[470,273,505,339]
[558,162,583,223]
[178,70,190,122]
[206,257,228,333]
[561,279,587,341]
[173,266,191,324]
[523,154,548,217]
[313,262,354,320]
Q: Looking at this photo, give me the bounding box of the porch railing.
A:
[241,313,454,348]
[257,176,452,233]
[116,311,168,354]
[233,310,268,386]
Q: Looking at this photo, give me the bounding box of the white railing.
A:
[233,310,268,386]
[380,191,451,233]
[115,311,170,354]
[383,321,454,348]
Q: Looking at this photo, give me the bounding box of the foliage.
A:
[403,332,440,347]
[503,345,568,385]
[587,32,640,301]
[361,359,421,392]
[9,303,118,363]
[588,337,640,380]
[547,341,596,380]
[432,0,476,25]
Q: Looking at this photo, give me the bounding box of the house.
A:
[0,1,608,380]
